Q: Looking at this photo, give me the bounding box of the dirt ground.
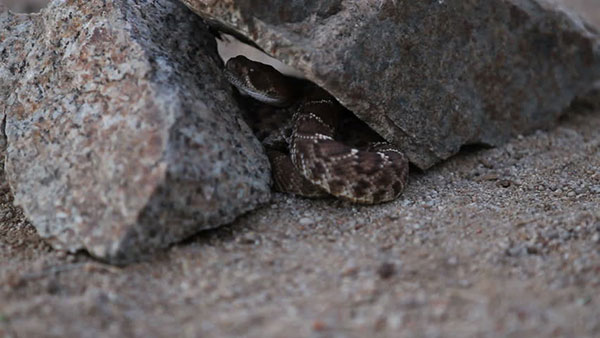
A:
[1,101,599,337]
[2,1,600,337]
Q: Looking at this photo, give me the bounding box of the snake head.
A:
[224,55,296,107]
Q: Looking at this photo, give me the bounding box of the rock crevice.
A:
[181,0,600,169]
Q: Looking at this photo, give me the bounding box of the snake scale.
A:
[225,55,409,204]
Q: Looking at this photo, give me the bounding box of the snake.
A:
[224,55,409,204]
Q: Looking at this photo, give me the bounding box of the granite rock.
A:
[0,0,271,264]
[180,0,600,169]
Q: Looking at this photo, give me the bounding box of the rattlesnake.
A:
[225,55,409,204]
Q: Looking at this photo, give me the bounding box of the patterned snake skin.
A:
[225,56,409,204]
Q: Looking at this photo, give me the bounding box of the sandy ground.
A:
[1,100,599,337]
[2,1,600,337]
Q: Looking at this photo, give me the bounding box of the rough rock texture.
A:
[0,0,271,264]
[180,0,600,169]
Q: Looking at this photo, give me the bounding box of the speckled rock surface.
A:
[180,0,600,169]
[0,0,271,264]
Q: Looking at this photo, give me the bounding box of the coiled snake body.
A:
[225,56,409,204]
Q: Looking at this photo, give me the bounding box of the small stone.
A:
[341,265,360,277]
[458,279,472,287]
[237,232,260,245]
[312,320,327,332]
[506,245,526,257]
[377,262,396,279]
[299,217,314,225]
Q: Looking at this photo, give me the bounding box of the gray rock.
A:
[180,0,600,169]
[0,0,271,264]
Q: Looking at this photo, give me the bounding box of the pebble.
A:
[299,217,314,225]
[377,262,396,279]
[237,231,260,245]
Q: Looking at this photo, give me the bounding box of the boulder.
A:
[180,0,600,169]
[0,0,271,264]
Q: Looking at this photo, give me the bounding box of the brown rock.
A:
[0,0,271,264]
[180,0,600,169]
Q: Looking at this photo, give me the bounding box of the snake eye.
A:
[249,67,255,73]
